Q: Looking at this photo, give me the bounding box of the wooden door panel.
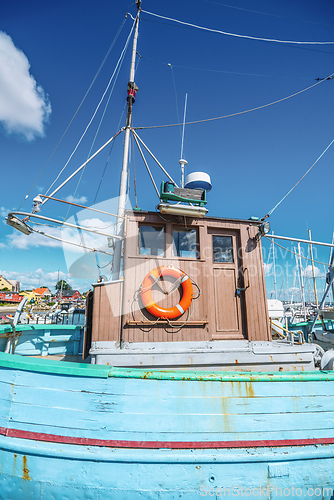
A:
[213,268,239,332]
[208,228,245,339]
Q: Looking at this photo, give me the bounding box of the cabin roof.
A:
[126,210,263,226]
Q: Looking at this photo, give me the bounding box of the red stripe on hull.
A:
[1,426,334,449]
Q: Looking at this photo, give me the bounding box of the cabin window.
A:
[139,225,165,256]
[212,235,234,263]
[173,228,198,258]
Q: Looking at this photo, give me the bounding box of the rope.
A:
[137,270,201,331]
[93,251,113,269]
[267,137,334,216]
[17,16,127,211]
[166,302,194,330]
[190,278,202,299]
[139,266,170,291]
[44,18,136,197]
[133,75,332,130]
[133,290,162,326]
[142,10,334,45]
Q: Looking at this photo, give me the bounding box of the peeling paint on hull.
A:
[0,441,334,499]
[0,352,333,498]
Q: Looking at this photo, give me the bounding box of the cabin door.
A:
[207,228,246,339]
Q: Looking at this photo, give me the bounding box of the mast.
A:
[297,242,306,321]
[308,229,319,308]
[113,0,141,279]
[330,231,334,304]
[271,232,277,300]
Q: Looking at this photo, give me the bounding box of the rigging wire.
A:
[40,129,124,203]
[133,73,333,130]
[142,10,334,45]
[93,104,127,204]
[139,53,316,81]
[93,53,141,205]
[198,0,333,27]
[170,61,313,81]
[44,17,136,198]
[132,130,160,198]
[267,137,334,217]
[16,16,128,211]
[31,227,114,256]
[264,237,334,269]
[64,25,132,222]
[38,194,125,219]
[168,64,182,134]
[29,218,116,231]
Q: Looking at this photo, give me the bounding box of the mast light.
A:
[255,221,271,240]
[6,215,33,235]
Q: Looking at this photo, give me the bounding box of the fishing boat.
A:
[2,2,334,498]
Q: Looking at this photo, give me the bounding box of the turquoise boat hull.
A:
[0,352,334,498]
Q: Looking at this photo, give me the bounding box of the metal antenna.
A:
[179,93,188,188]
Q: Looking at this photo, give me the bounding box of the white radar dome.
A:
[184,172,212,191]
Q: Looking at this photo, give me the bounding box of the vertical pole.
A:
[180,93,188,188]
[310,254,334,333]
[330,231,334,305]
[272,232,277,300]
[113,1,141,280]
[297,242,306,321]
[308,229,319,308]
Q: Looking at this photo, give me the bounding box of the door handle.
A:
[236,267,250,293]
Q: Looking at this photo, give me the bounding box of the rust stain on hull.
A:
[13,453,17,476]
[22,455,31,480]
[245,381,255,398]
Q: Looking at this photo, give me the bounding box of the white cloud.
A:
[0,268,91,293]
[263,263,273,275]
[0,31,51,140]
[302,265,324,279]
[7,227,62,250]
[0,206,11,218]
[66,195,88,204]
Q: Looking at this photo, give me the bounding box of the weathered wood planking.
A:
[91,212,270,343]
[91,281,123,342]
[2,368,334,443]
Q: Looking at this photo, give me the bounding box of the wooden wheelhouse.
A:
[88,211,270,348]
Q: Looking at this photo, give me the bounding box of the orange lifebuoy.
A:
[140,266,193,319]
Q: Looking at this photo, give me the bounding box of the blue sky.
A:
[1,0,334,296]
